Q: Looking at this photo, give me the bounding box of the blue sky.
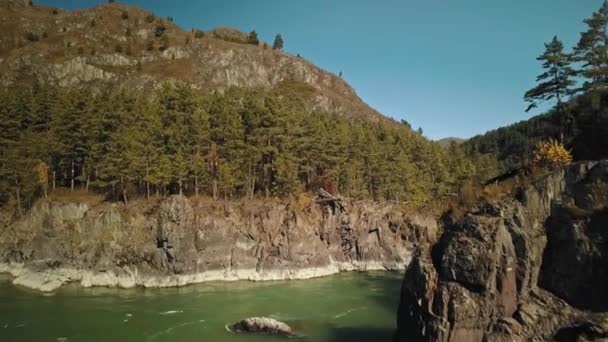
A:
[38,0,600,139]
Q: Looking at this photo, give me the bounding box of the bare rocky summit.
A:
[0,0,390,123]
[394,160,608,341]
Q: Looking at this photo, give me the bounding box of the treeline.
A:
[0,82,480,209]
[464,91,608,172]
[465,2,608,172]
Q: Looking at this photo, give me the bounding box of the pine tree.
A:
[272,34,283,50]
[248,30,259,45]
[447,142,475,192]
[209,89,247,198]
[400,119,412,129]
[50,89,90,191]
[116,95,162,199]
[525,36,576,112]
[574,1,608,92]
[189,103,210,197]
[0,81,476,205]
[157,83,201,195]
[0,89,25,207]
[95,92,134,203]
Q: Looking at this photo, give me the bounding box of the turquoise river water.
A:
[0,271,402,342]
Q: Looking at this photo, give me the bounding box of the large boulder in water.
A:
[230,317,294,337]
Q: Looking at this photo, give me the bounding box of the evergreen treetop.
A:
[574,1,608,92]
[524,36,576,112]
[273,34,284,50]
[248,30,259,45]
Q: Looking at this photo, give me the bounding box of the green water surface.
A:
[0,271,402,342]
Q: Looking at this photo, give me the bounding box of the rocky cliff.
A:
[0,0,389,123]
[0,195,436,292]
[394,160,608,341]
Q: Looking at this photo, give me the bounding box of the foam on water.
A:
[333,307,366,319]
[159,310,183,315]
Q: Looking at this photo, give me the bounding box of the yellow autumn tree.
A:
[34,161,49,198]
[533,139,572,169]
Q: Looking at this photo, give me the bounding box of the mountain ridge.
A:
[0,0,393,125]
[436,137,465,147]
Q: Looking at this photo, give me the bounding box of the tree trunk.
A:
[250,176,255,200]
[13,170,21,214]
[145,161,150,200]
[248,162,255,199]
[120,176,128,205]
[264,166,269,198]
[194,176,199,197]
[16,187,21,216]
[555,83,565,143]
[82,164,87,191]
[306,160,311,189]
[70,160,75,192]
[178,178,183,196]
[212,179,218,200]
[366,162,372,197]
[52,170,56,191]
[123,188,128,206]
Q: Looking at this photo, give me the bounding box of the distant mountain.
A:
[436,137,465,147]
[0,0,390,124]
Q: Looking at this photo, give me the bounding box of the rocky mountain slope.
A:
[394,160,608,341]
[0,0,388,123]
[0,194,437,292]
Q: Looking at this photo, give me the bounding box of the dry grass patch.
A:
[48,189,105,207]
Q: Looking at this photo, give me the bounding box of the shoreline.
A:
[0,259,409,293]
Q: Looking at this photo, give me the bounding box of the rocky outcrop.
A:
[539,161,608,312]
[394,161,608,342]
[229,317,294,337]
[0,196,436,292]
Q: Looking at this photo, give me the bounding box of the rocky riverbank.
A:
[0,195,436,292]
[394,160,608,341]
[0,259,401,292]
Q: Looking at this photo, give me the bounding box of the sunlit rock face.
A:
[0,195,437,292]
[394,161,608,342]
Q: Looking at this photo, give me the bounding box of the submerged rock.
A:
[229,317,294,337]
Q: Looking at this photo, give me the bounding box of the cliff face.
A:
[0,195,436,292]
[0,0,388,123]
[394,161,608,342]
